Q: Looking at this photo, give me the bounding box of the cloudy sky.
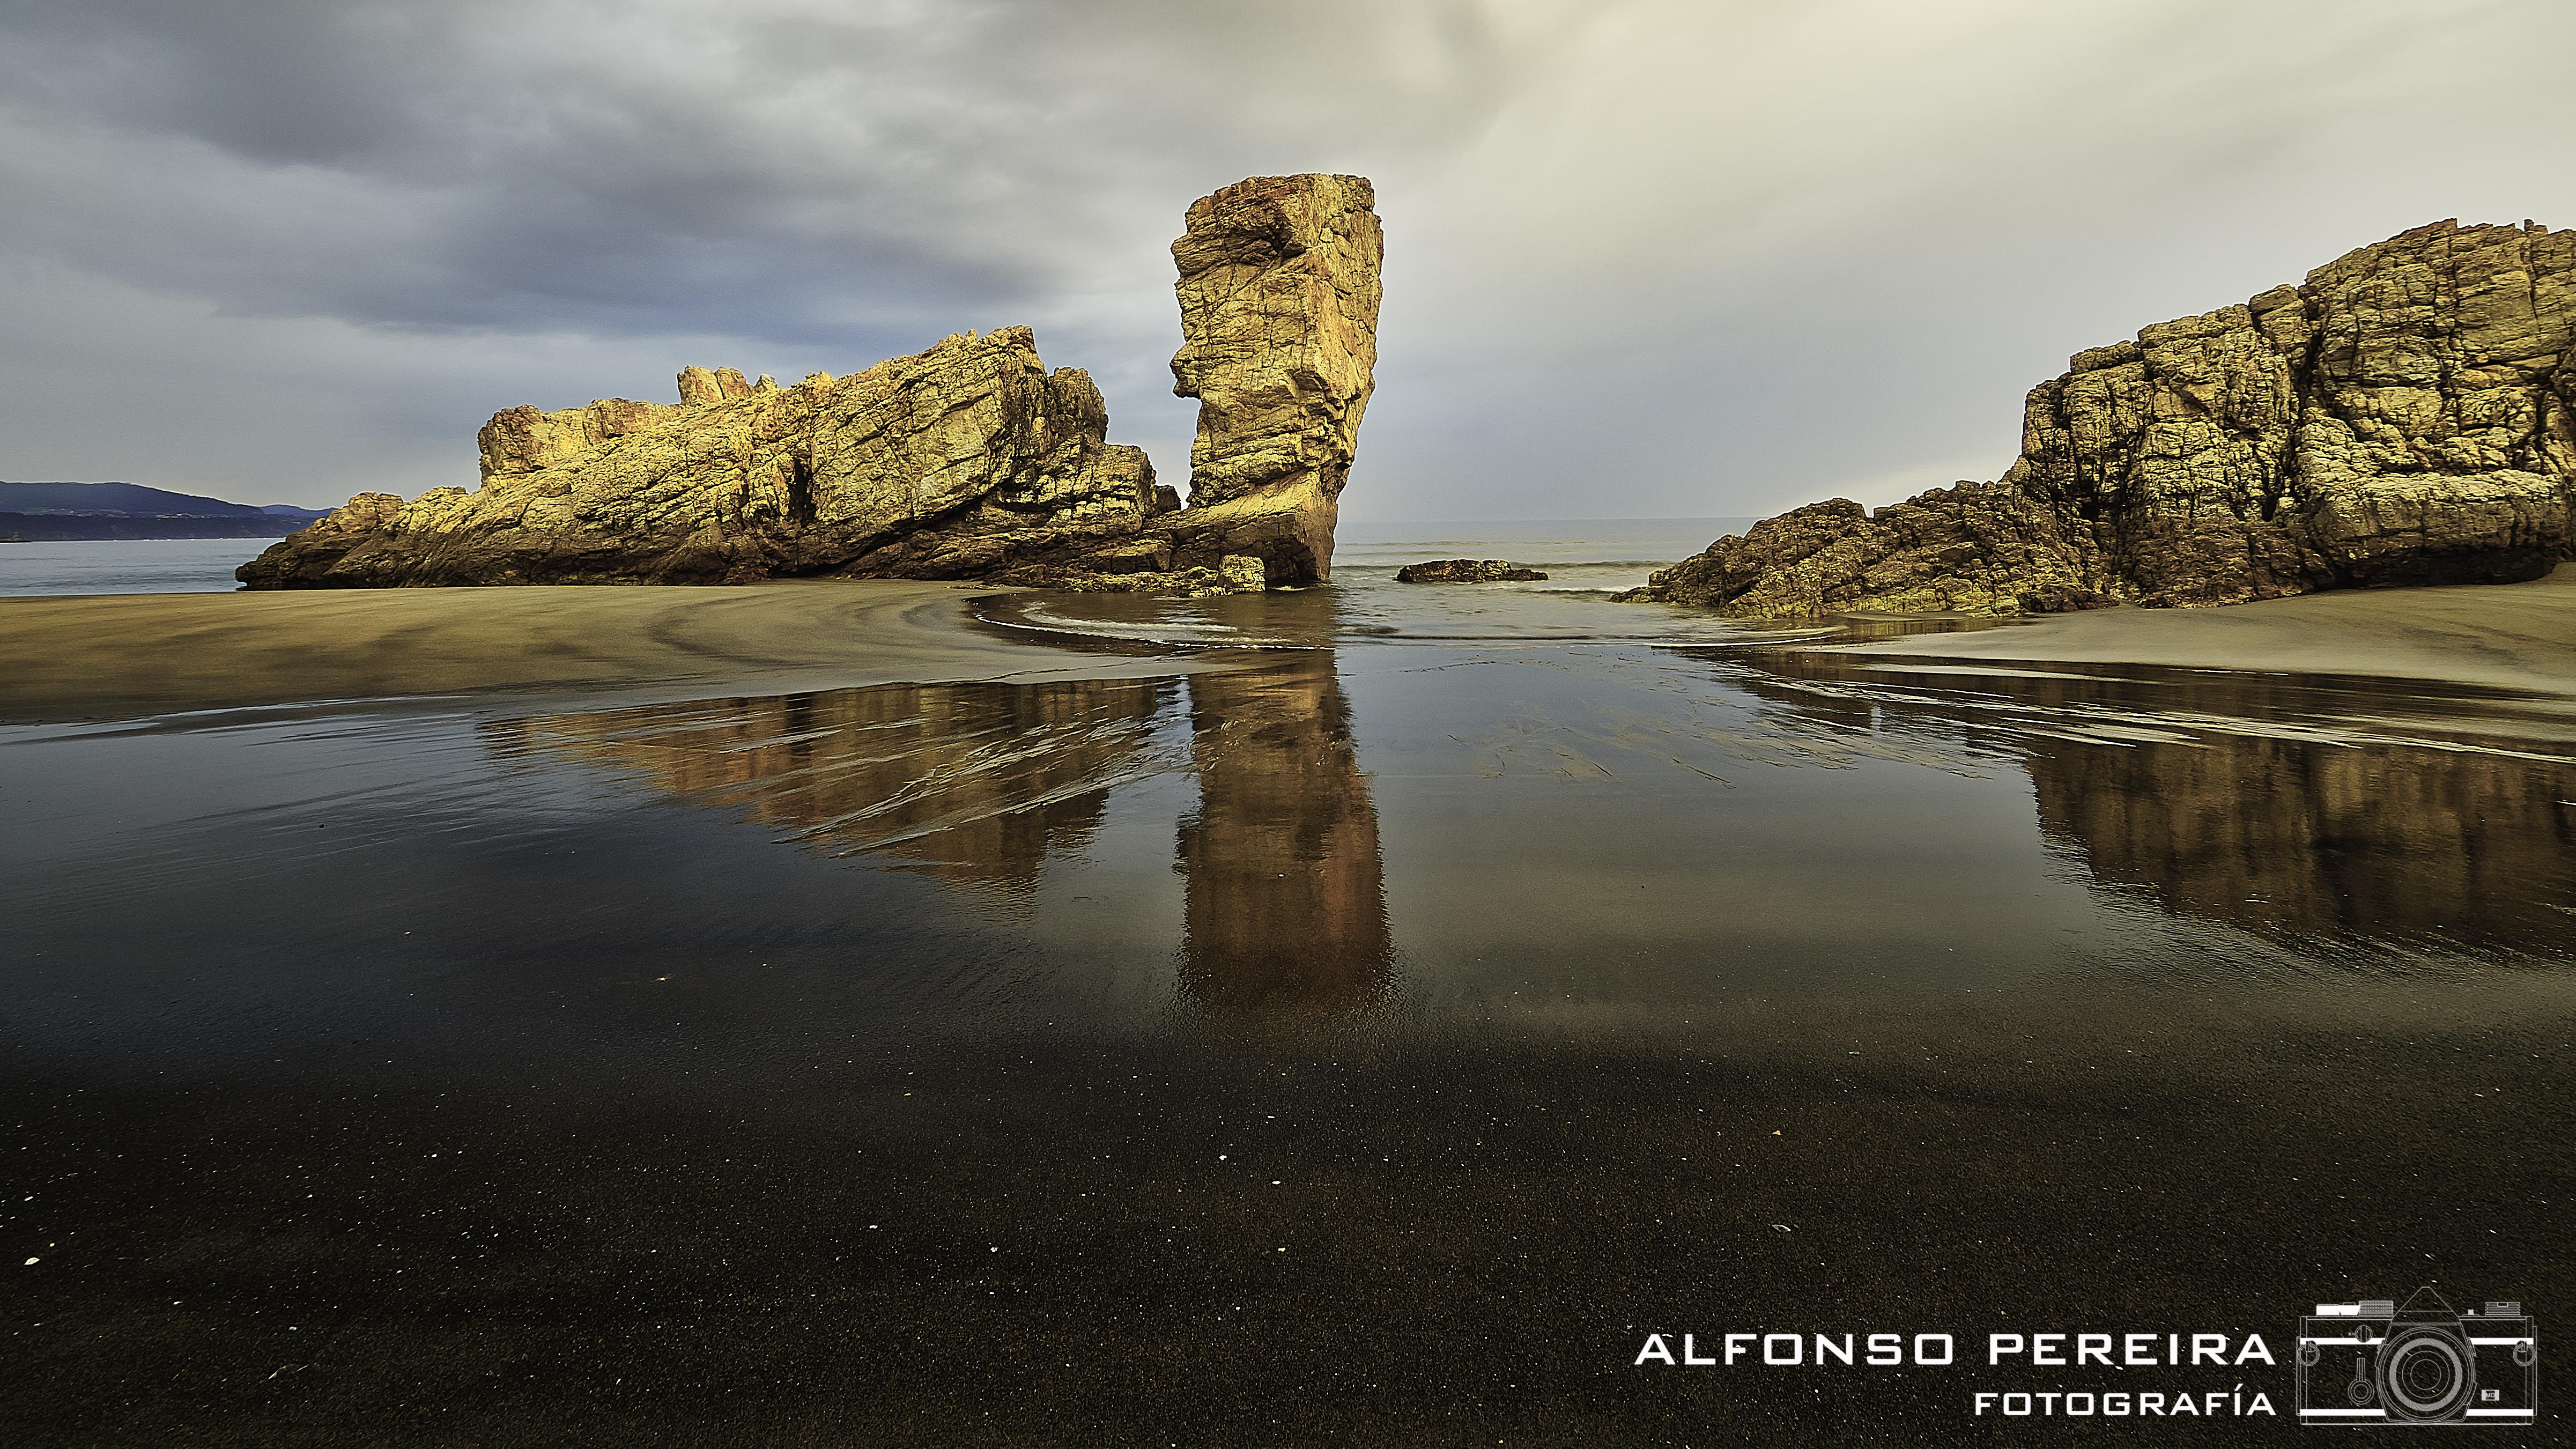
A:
[2,0,2569,520]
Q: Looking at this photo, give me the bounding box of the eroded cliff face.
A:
[240,173,1382,593]
[1626,219,2576,616]
[241,328,1158,588]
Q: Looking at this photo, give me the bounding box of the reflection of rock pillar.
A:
[1178,656,1391,1018]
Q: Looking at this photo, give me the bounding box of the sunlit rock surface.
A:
[1139,173,1383,586]
[241,329,1158,588]
[1627,220,2576,615]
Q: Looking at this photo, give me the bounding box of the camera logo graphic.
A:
[2297,1287,2536,1426]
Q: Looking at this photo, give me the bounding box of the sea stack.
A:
[240,174,1382,592]
[1624,219,2576,616]
[1144,173,1383,586]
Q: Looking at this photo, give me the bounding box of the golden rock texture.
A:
[1143,173,1383,585]
[242,328,1158,587]
[241,174,1382,594]
[1627,219,2576,615]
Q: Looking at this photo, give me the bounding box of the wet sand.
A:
[1808,565,2576,698]
[11,640,2571,1444]
[0,581,1201,724]
[17,566,2571,727]
[9,568,2575,1443]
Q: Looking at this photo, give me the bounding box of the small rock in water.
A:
[1394,558,1549,583]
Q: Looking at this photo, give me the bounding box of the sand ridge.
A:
[0,580,1212,724]
[1805,566,2576,699]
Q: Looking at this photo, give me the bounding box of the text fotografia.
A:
[1632,1330,2281,1418]
[1974,1387,2270,1419]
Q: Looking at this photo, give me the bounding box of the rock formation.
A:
[1135,173,1382,586]
[1393,559,1549,582]
[241,174,1381,593]
[1624,219,2576,615]
[239,329,1161,588]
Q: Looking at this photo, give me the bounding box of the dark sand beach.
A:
[6,557,2573,1445]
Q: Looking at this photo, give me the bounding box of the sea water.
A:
[0,537,269,596]
[0,518,1743,602]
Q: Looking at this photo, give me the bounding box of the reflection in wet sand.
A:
[484,677,1183,893]
[487,654,1393,1015]
[1731,652,2576,954]
[1178,658,1391,1019]
[484,627,2570,993]
[2025,731,2576,954]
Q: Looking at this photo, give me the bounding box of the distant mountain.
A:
[0,482,334,540]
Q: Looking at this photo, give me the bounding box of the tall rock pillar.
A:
[1152,173,1382,585]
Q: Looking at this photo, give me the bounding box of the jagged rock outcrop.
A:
[241,328,1159,587]
[242,174,1382,593]
[1625,219,2576,616]
[1393,559,1549,582]
[1033,555,1270,597]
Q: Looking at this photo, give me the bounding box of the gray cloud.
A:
[2,0,2570,517]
